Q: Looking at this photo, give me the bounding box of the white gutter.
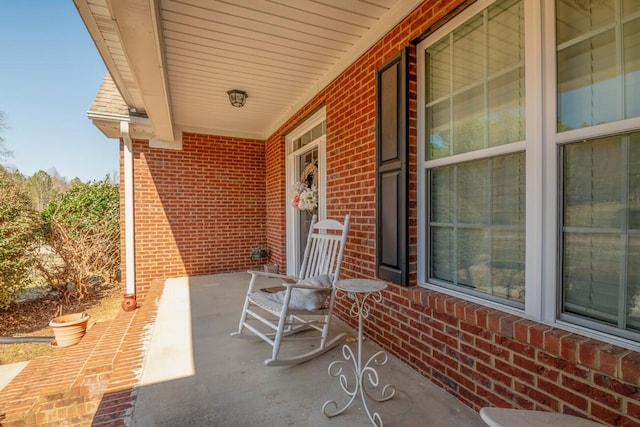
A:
[120,121,137,310]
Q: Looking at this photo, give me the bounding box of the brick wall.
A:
[121,132,266,297]
[122,0,640,425]
[260,0,640,426]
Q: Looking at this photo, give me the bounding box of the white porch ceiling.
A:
[74,0,421,144]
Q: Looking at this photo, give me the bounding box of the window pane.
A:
[628,236,640,331]
[428,99,451,160]
[453,15,483,91]
[624,17,640,118]
[561,132,640,334]
[492,229,525,302]
[429,153,525,304]
[458,227,489,287]
[556,0,614,46]
[428,38,451,102]
[457,160,489,224]
[623,0,640,14]
[294,120,326,151]
[488,0,524,75]
[564,233,622,323]
[452,85,484,155]
[630,132,640,229]
[557,29,617,129]
[431,227,453,283]
[488,68,525,147]
[557,0,640,131]
[431,166,454,223]
[563,136,623,228]
[493,153,526,226]
[426,0,524,160]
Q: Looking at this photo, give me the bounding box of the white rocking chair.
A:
[231,214,350,366]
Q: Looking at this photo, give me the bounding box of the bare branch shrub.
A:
[37,179,120,304]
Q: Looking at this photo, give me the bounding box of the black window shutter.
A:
[376,48,408,286]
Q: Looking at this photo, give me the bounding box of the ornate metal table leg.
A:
[323,288,395,426]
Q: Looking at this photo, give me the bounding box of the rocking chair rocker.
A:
[231,214,350,366]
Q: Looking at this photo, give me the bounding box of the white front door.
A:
[286,108,326,276]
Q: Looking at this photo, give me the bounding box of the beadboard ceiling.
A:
[74,0,421,145]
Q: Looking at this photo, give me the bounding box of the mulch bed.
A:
[0,288,112,337]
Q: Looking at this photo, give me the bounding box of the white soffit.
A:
[75,0,422,141]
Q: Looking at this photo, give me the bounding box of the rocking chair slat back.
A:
[231,214,351,366]
[299,218,347,283]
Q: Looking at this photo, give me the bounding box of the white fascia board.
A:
[107,0,176,144]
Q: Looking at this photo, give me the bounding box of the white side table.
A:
[322,279,395,426]
[480,408,606,427]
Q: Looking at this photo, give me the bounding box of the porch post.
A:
[120,121,137,311]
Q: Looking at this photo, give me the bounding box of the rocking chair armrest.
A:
[246,270,298,282]
[282,282,333,290]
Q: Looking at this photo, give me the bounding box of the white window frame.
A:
[416,0,640,351]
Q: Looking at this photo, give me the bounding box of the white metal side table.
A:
[322,279,395,427]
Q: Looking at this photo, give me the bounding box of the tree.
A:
[0,168,41,309]
[26,170,55,211]
[39,179,120,302]
[24,169,70,211]
[0,111,12,162]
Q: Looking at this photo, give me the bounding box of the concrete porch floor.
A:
[132,272,483,426]
[0,272,484,426]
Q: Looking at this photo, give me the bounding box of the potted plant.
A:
[250,246,278,273]
[49,312,90,347]
[250,245,269,262]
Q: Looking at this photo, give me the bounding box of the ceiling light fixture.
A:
[227,89,248,107]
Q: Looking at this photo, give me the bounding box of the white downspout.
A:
[120,121,137,311]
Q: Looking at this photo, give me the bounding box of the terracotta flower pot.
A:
[49,312,90,347]
[263,263,278,274]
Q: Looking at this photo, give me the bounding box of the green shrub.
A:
[39,179,120,301]
[0,169,41,308]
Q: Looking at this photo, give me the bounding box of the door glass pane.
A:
[297,149,318,267]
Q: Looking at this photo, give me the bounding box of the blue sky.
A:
[0,1,117,182]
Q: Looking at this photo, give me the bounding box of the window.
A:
[423,0,526,307]
[561,133,640,336]
[558,0,640,339]
[417,0,640,347]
